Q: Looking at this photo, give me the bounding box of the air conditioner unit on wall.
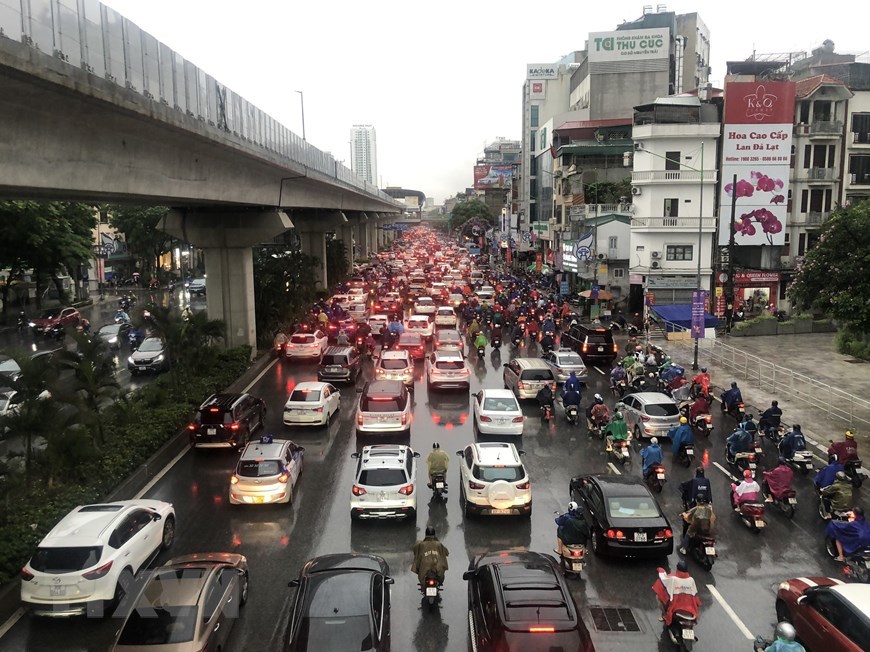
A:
[651,251,661,259]
[651,261,660,269]
[631,186,642,196]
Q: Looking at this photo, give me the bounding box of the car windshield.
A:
[0,360,20,374]
[30,546,102,573]
[587,334,611,344]
[118,605,198,645]
[358,468,407,486]
[138,339,163,352]
[237,460,281,477]
[483,398,518,412]
[290,389,322,402]
[380,359,408,370]
[97,324,120,336]
[437,309,454,315]
[607,496,660,518]
[407,321,427,329]
[473,465,524,482]
[200,409,232,425]
[556,354,584,366]
[321,355,348,366]
[291,335,314,344]
[645,402,680,417]
[435,360,464,370]
[39,309,61,319]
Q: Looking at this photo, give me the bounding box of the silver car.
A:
[425,351,470,390]
[541,348,588,384]
[620,392,681,440]
[350,445,419,520]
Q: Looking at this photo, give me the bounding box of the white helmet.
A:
[568,501,579,513]
[774,622,796,642]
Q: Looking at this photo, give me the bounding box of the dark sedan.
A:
[285,553,393,652]
[570,474,674,557]
[396,332,425,361]
[94,322,131,351]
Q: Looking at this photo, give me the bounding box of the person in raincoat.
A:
[411,526,449,585]
[668,417,695,460]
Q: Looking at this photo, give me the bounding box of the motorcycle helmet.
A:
[730,381,738,389]
[432,442,440,449]
[835,471,847,481]
[845,430,855,439]
[676,560,688,572]
[425,526,436,537]
[774,622,797,642]
[792,424,801,431]
[594,393,603,403]
[700,367,707,373]
[568,501,579,513]
[616,361,623,367]
[650,437,658,445]
[743,469,753,479]
[771,400,778,407]
[695,467,705,478]
[614,411,623,420]
[680,416,688,424]
[695,492,708,504]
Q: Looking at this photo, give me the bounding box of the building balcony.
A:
[631,169,718,184]
[852,132,870,145]
[569,204,633,221]
[794,121,844,138]
[792,211,830,226]
[849,173,870,186]
[631,216,717,231]
[793,167,837,183]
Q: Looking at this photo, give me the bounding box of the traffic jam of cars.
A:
[10,225,868,652]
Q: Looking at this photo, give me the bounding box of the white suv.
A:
[455,443,532,518]
[21,499,176,617]
[355,380,412,436]
[425,350,470,390]
[350,445,419,520]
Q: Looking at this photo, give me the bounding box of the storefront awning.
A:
[651,304,719,331]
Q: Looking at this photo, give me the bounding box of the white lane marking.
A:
[592,366,605,375]
[707,585,755,640]
[607,462,622,475]
[713,461,738,482]
[134,356,278,501]
[0,608,25,640]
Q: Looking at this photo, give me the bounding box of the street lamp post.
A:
[295,90,306,141]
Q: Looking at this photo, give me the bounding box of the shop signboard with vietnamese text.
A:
[691,291,706,339]
[561,241,578,273]
[588,28,670,63]
[719,81,796,246]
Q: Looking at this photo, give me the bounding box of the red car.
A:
[775,577,870,651]
[30,306,80,336]
[395,333,425,362]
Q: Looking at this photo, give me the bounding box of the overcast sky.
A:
[104,0,868,204]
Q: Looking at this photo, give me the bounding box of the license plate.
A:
[50,586,66,597]
[435,481,444,489]
[634,532,647,542]
[597,346,604,352]
[705,546,716,556]
[749,463,756,470]
[252,496,264,504]
[656,473,665,480]
[622,450,630,458]
[207,427,216,435]
[572,562,584,571]
[788,497,797,504]
[685,448,694,456]
[489,508,512,515]
[754,520,765,528]
[425,586,438,597]
[682,629,694,640]
[327,366,342,372]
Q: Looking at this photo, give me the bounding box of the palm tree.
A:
[141,305,225,387]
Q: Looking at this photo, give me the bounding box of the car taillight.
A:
[469,481,485,490]
[582,343,588,352]
[352,485,367,496]
[398,484,414,496]
[278,472,290,483]
[479,416,492,422]
[512,416,524,423]
[187,423,197,431]
[401,413,408,425]
[229,423,240,431]
[641,414,650,422]
[314,407,324,413]
[357,414,363,425]
[613,343,618,353]
[230,475,239,485]
[516,481,530,490]
[606,529,625,539]
[529,626,555,633]
[21,568,33,581]
[82,560,113,580]
[517,380,525,390]
[656,529,673,538]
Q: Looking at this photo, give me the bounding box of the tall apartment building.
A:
[350,125,378,187]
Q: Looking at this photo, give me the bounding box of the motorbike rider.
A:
[679,492,715,555]
[473,330,488,354]
[541,314,556,336]
[624,336,639,356]
[114,308,130,323]
[680,467,712,509]
[690,367,711,396]
[628,355,647,385]
[641,438,664,479]
[426,442,449,491]
[273,331,288,353]
[762,458,794,503]
[540,330,555,352]
[587,394,610,431]
[603,411,629,452]
[740,413,759,439]
[827,505,870,562]
[726,425,753,460]
[651,561,701,629]
[754,622,806,652]
[555,501,591,550]
[721,381,743,413]
[387,316,405,337]
[759,400,783,435]
[411,526,450,587]
[536,384,555,415]
[668,417,696,460]
[181,306,192,322]
[610,362,627,389]
[730,469,761,509]
[526,318,539,342]
[510,322,525,344]
[562,384,582,416]
[815,454,845,490]
[819,471,854,517]
[563,371,582,395]
[689,393,711,423]
[828,430,859,463]
[336,329,351,346]
[778,424,806,460]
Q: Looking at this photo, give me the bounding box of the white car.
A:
[20,499,176,617]
[425,351,470,390]
[350,444,419,520]
[375,350,414,387]
[347,302,368,322]
[476,286,495,306]
[413,296,437,315]
[447,293,465,309]
[282,381,341,426]
[285,330,328,361]
[0,387,51,418]
[368,314,389,336]
[472,389,524,436]
[456,442,531,517]
[428,282,447,298]
[405,314,434,340]
[434,306,458,328]
[230,436,304,505]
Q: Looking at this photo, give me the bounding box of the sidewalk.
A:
[664,332,870,458]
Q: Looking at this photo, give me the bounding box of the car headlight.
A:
[108,336,118,344]
[154,354,164,362]
[128,356,135,364]
[28,322,35,327]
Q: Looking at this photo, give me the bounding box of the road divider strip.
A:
[712,461,738,483]
[707,585,755,640]
[607,462,621,475]
[0,608,24,640]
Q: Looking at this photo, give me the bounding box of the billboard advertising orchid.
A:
[719,81,796,246]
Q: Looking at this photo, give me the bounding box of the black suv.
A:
[561,324,617,365]
[317,346,362,384]
[188,393,266,449]
[463,551,594,652]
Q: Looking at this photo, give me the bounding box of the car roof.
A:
[511,357,552,369]
[363,379,405,395]
[472,442,521,466]
[480,389,517,400]
[39,500,166,547]
[399,333,423,342]
[583,474,655,496]
[358,444,411,469]
[293,381,329,392]
[198,393,246,411]
[381,350,410,360]
[408,314,430,321]
[437,329,461,337]
[631,392,677,404]
[239,438,291,460]
[323,346,355,356]
[136,565,211,608]
[828,583,870,614]
[369,314,389,320]
[303,553,389,577]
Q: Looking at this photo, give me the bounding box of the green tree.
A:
[252,248,317,345]
[788,200,870,337]
[108,205,174,275]
[448,199,494,231]
[326,238,349,286]
[584,178,632,204]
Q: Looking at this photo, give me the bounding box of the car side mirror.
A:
[518,450,526,456]
[351,452,361,459]
[462,570,476,581]
[455,450,463,457]
[288,579,300,588]
[385,577,395,585]
[795,595,806,606]
[152,513,162,522]
[356,387,364,393]
[413,452,420,458]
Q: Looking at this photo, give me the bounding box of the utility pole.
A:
[692,142,705,371]
[295,91,306,141]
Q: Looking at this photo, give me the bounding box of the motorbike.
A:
[631,371,658,393]
[420,570,442,611]
[511,333,522,347]
[686,534,717,572]
[430,473,447,501]
[492,335,502,349]
[541,339,554,354]
[554,538,586,578]
[763,424,785,445]
[764,487,797,520]
[824,537,870,583]
[476,344,486,358]
[565,404,580,427]
[645,464,667,493]
[612,378,628,398]
[273,340,286,358]
[541,402,553,422]
[784,450,814,475]
[817,492,853,522]
[355,336,367,354]
[731,494,766,533]
[727,451,758,475]
[128,330,144,351]
[667,610,698,651]
[843,459,864,488]
[721,399,746,422]
[676,443,696,468]
[608,438,631,467]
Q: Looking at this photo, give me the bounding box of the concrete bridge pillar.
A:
[162,208,293,353]
[365,214,377,256]
[339,224,355,275]
[294,210,348,290]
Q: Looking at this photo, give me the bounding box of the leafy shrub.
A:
[836,329,870,361]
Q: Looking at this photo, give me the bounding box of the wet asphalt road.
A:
[0,334,860,652]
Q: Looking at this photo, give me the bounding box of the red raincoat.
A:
[763,464,794,499]
[652,568,700,625]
